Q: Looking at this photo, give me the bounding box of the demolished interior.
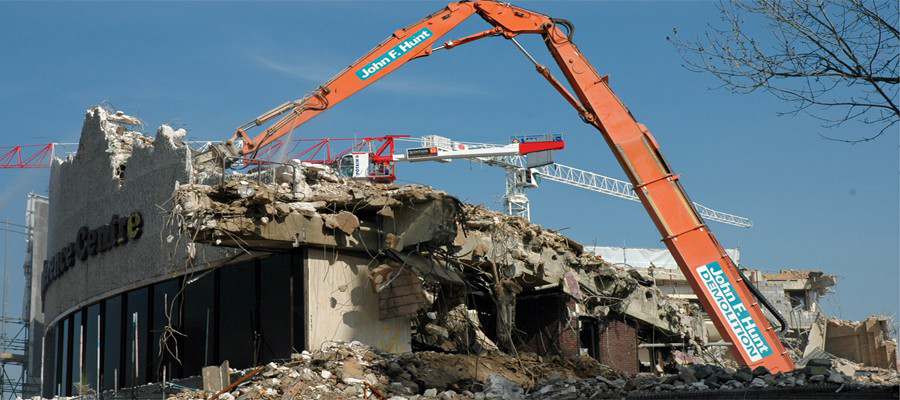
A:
[172,129,705,369]
[37,107,899,399]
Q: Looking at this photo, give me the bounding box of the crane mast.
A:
[225,1,795,372]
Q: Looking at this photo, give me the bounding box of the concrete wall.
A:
[24,193,49,388]
[756,279,819,331]
[43,108,235,326]
[825,317,898,370]
[304,248,410,353]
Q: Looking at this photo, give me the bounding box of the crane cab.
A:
[337,153,395,182]
[515,168,539,188]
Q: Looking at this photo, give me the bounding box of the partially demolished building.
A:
[585,247,899,374]
[590,246,838,334]
[33,107,710,396]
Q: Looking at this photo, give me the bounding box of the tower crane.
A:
[273,133,753,228]
[262,134,563,182]
[477,154,753,228]
[209,1,795,371]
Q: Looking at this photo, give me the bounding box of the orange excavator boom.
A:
[228,1,795,373]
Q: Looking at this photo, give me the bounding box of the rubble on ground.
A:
[164,341,899,400]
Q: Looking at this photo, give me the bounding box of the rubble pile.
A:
[529,360,900,399]
[171,162,694,323]
[165,342,899,400]
[165,341,615,400]
[170,157,704,350]
[174,165,450,240]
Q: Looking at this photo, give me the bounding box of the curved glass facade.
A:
[42,252,304,396]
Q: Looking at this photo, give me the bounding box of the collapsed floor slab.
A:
[168,136,706,366]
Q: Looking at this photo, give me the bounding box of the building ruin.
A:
[18,107,898,398]
[28,107,715,396]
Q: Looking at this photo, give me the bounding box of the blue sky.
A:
[0,1,896,326]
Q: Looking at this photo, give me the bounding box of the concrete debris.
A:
[81,106,152,181]
[107,109,143,126]
[762,269,837,296]
[823,316,898,370]
[414,304,499,353]
[162,342,897,400]
[162,341,612,400]
[322,210,361,235]
[169,149,706,354]
[202,361,232,393]
[158,124,187,146]
[526,362,899,398]
[171,164,456,251]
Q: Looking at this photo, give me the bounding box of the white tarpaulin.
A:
[586,246,741,270]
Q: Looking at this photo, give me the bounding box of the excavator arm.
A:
[230,1,795,373]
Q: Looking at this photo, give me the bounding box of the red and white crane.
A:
[256,134,564,182]
[252,134,752,228]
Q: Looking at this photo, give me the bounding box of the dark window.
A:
[151,279,182,381]
[71,311,83,392]
[43,252,307,390]
[219,261,258,369]
[292,251,305,352]
[84,304,101,392]
[59,317,71,396]
[43,324,56,397]
[579,317,601,359]
[182,271,215,376]
[259,255,291,362]
[514,291,569,356]
[786,290,809,311]
[103,296,122,391]
[125,288,149,387]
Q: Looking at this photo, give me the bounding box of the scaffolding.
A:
[0,197,44,399]
[0,316,30,400]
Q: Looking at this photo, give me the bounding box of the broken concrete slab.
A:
[161,115,707,360]
[202,361,231,393]
[825,316,898,370]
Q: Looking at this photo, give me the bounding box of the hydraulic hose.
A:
[551,18,575,41]
[737,267,789,334]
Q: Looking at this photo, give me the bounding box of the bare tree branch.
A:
[669,0,899,142]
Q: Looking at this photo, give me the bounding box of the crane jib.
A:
[697,261,773,362]
[356,28,433,80]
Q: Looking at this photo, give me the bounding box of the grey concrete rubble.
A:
[168,146,705,352]
[85,107,149,181]
[159,342,898,400]
[802,315,899,371]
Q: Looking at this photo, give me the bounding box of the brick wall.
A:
[597,319,638,376]
[373,266,429,320]
[557,299,580,359]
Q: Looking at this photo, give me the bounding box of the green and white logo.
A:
[356,28,433,80]
[697,261,773,362]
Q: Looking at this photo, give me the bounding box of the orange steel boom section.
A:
[228,1,795,372]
